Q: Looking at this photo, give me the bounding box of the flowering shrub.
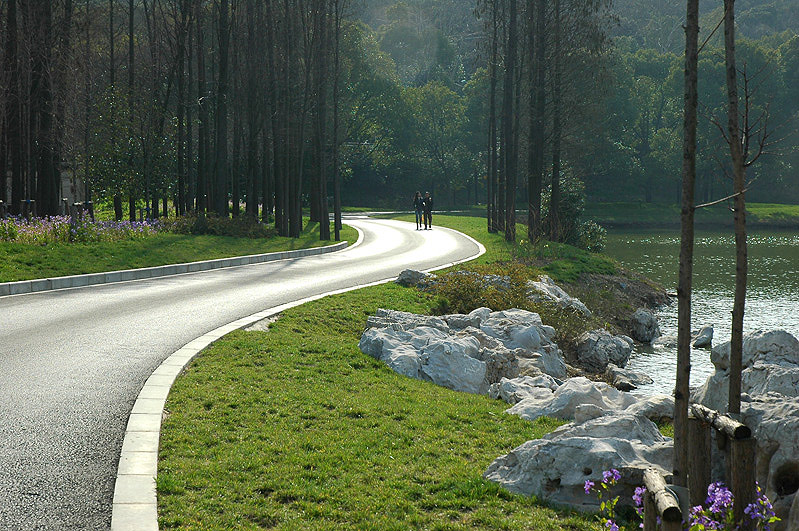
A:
[0,216,162,244]
[587,470,779,530]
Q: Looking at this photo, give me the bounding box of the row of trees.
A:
[0,0,348,240]
[479,0,612,243]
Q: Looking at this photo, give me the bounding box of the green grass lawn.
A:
[158,283,602,530]
[583,201,799,228]
[0,222,356,283]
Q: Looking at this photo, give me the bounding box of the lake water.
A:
[602,229,799,395]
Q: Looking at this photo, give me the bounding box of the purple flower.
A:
[632,486,646,507]
[604,520,619,531]
[602,469,621,484]
[584,480,595,494]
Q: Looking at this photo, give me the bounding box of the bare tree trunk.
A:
[724,0,747,416]
[6,0,23,214]
[332,0,343,240]
[316,0,330,241]
[487,0,498,234]
[32,0,59,216]
[503,0,518,243]
[674,0,699,489]
[195,0,208,213]
[214,0,230,217]
[549,0,562,242]
[528,0,545,242]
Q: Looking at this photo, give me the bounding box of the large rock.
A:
[359,307,564,394]
[527,275,592,317]
[419,336,486,394]
[395,269,436,288]
[692,329,799,411]
[365,308,450,333]
[505,377,637,422]
[480,309,567,379]
[605,364,653,391]
[483,413,673,510]
[630,308,660,343]
[740,394,799,529]
[693,326,714,348]
[574,330,634,372]
[488,375,561,404]
[625,394,674,423]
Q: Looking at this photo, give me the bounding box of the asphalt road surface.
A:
[0,218,481,530]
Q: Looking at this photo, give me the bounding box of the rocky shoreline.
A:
[358,270,799,529]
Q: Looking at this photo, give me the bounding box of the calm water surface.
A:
[602,229,799,395]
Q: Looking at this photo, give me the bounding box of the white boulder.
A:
[605,364,654,391]
[693,326,714,348]
[692,329,799,411]
[488,375,561,404]
[574,330,634,372]
[527,275,592,317]
[506,377,637,422]
[483,413,673,510]
[359,308,563,394]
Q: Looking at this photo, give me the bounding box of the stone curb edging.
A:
[0,241,349,298]
[110,223,485,531]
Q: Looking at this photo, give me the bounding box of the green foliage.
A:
[162,214,276,239]
[431,264,532,315]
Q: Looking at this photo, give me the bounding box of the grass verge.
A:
[158,283,601,530]
[385,213,617,283]
[0,221,356,282]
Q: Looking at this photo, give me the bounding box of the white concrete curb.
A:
[0,241,349,298]
[110,223,485,530]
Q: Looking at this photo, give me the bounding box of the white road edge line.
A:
[110,222,485,531]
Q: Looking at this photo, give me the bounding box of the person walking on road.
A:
[423,191,434,230]
[413,191,424,230]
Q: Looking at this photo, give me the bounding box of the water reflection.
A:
[603,229,799,395]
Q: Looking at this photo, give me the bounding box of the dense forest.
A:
[0,0,797,240]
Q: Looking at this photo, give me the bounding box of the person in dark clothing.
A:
[423,192,433,230]
[413,191,424,230]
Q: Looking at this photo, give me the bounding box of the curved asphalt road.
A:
[0,218,481,530]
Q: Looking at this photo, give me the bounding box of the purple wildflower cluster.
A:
[0,216,163,244]
[585,469,621,531]
[687,481,779,530]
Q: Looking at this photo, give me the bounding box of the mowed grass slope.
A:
[0,221,356,283]
[158,280,602,529]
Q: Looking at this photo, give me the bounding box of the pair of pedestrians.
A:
[413,191,434,230]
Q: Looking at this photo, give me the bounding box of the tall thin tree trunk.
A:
[128,0,137,216]
[549,0,562,242]
[487,0,498,234]
[317,1,330,241]
[503,0,518,243]
[674,0,699,490]
[6,0,23,214]
[528,0,545,242]
[332,0,342,240]
[724,0,747,417]
[214,0,230,217]
[195,0,208,213]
